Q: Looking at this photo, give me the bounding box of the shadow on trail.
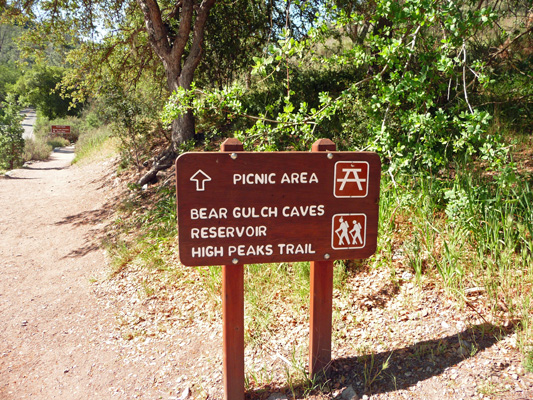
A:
[246,323,515,399]
[52,148,74,154]
[55,208,113,227]
[24,166,70,171]
[62,242,101,258]
[56,206,114,259]
[1,175,36,180]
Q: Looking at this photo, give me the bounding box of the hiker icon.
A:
[335,217,351,246]
[331,214,366,249]
[350,220,363,245]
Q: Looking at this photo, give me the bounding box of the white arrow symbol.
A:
[190,169,212,191]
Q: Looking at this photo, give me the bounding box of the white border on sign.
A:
[333,161,370,198]
[331,213,367,250]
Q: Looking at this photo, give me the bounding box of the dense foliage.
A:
[12,64,81,119]
[164,0,532,176]
[0,95,24,169]
[0,24,24,102]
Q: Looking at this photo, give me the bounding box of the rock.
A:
[401,271,413,281]
[457,341,472,356]
[341,385,359,400]
[267,393,288,400]
[178,387,190,400]
[392,249,404,260]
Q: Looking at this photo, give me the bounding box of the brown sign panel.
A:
[51,125,71,134]
[176,152,381,266]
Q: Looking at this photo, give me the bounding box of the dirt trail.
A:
[0,149,195,399]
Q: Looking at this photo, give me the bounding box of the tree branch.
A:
[136,0,171,58]
[169,0,193,65]
[180,0,216,87]
[462,42,474,114]
[489,26,533,63]
[477,93,533,107]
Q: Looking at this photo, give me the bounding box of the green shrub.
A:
[83,110,104,129]
[0,97,25,169]
[46,136,70,148]
[23,138,52,161]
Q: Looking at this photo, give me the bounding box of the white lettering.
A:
[228,244,274,257]
[191,208,228,220]
[281,205,325,217]
[260,206,278,218]
[233,207,278,219]
[277,243,315,255]
[233,173,276,185]
[191,246,224,258]
[233,207,261,218]
[191,225,267,239]
[280,172,319,184]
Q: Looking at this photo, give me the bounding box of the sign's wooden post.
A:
[221,138,245,400]
[309,139,336,378]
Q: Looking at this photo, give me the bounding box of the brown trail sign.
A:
[175,138,381,400]
[176,147,380,267]
[51,125,71,135]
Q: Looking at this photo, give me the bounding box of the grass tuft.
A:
[74,126,116,164]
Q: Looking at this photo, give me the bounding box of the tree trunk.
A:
[168,65,196,147]
[137,78,196,186]
[172,111,195,146]
[136,0,216,186]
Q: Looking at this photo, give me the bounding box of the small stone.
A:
[267,393,288,400]
[401,271,413,280]
[341,385,359,400]
[21,321,28,327]
[178,387,190,400]
[457,346,469,357]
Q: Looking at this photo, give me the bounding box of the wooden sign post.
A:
[221,139,245,400]
[175,138,381,399]
[309,139,336,377]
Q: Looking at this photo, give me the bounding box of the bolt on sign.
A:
[176,151,381,266]
[51,125,71,134]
